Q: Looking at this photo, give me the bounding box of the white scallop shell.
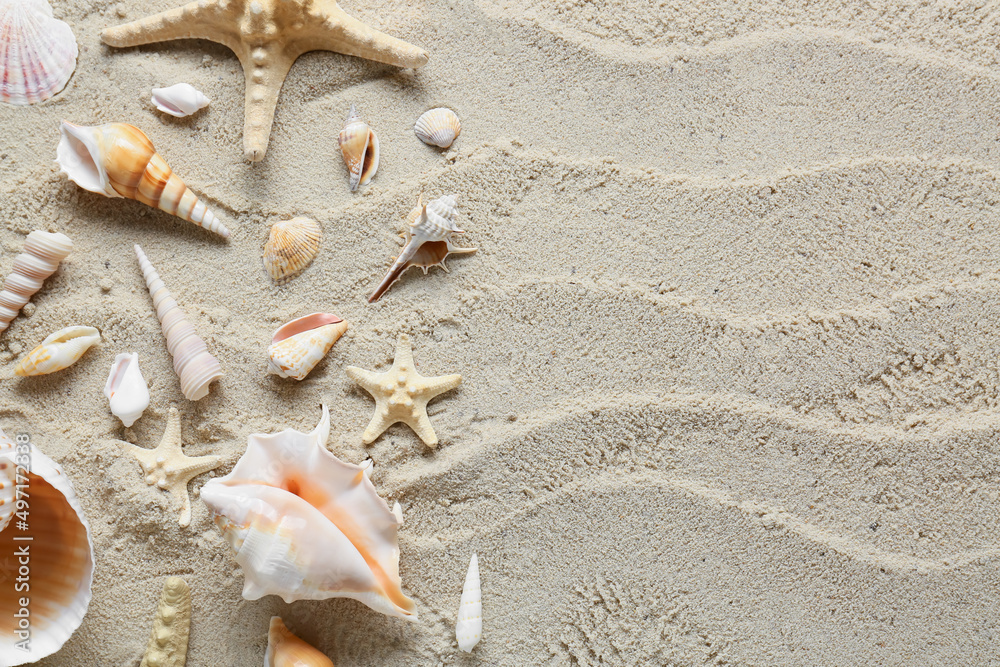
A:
[414,108,461,148]
[456,553,482,652]
[0,0,78,105]
[151,83,210,118]
[104,352,150,427]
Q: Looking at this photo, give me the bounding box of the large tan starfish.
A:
[125,407,222,527]
[102,0,429,161]
[346,333,461,447]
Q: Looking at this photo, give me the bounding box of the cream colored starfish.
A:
[125,407,222,527]
[346,333,461,447]
[102,0,429,161]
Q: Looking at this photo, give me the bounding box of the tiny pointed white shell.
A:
[414,108,461,148]
[151,83,210,118]
[456,553,482,652]
[0,0,78,106]
[104,352,150,427]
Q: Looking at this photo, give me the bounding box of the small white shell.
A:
[151,83,210,118]
[14,325,101,376]
[104,352,150,427]
[456,553,482,652]
[0,0,78,106]
[414,108,461,148]
[267,313,347,381]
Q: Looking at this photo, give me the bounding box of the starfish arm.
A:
[300,6,428,69]
[346,365,384,395]
[126,445,158,473]
[362,407,394,444]
[174,488,194,527]
[242,50,296,161]
[393,334,415,371]
[101,0,239,49]
[420,373,463,397]
[405,411,438,447]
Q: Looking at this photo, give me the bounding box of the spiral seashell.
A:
[104,352,150,427]
[369,194,477,302]
[456,553,482,652]
[266,617,334,667]
[0,230,72,334]
[338,105,379,192]
[151,83,210,118]
[15,325,101,376]
[57,122,230,238]
[414,107,461,148]
[262,217,321,283]
[140,577,191,667]
[0,427,95,665]
[267,313,347,381]
[0,0,78,106]
[134,244,223,401]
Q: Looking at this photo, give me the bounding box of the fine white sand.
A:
[2,0,1000,664]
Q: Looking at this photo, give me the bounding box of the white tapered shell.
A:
[414,108,461,148]
[200,405,416,619]
[140,577,191,667]
[265,617,334,667]
[104,352,150,427]
[151,83,210,118]
[0,230,72,334]
[456,553,482,652]
[0,0,78,106]
[267,313,347,381]
[57,122,230,238]
[338,105,379,192]
[14,325,100,376]
[0,427,94,665]
[262,218,322,283]
[134,245,223,401]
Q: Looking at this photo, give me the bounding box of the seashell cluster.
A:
[57,122,230,238]
[456,553,482,652]
[414,108,461,148]
[338,105,379,191]
[200,405,416,618]
[263,217,321,283]
[15,325,101,376]
[151,83,210,118]
[0,230,73,333]
[266,617,334,667]
[141,577,191,667]
[0,427,94,665]
[135,245,223,401]
[0,0,78,106]
[369,194,477,303]
[267,312,347,381]
[104,352,150,427]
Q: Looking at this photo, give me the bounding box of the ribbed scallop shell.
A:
[0,428,94,665]
[0,230,72,333]
[262,218,321,283]
[0,0,78,105]
[266,617,334,667]
[338,105,379,192]
[14,325,101,376]
[414,108,461,148]
[267,313,347,381]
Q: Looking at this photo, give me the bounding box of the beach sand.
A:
[2,0,1000,664]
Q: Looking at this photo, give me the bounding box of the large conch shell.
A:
[369,194,477,302]
[151,83,210,118]
[0,428,94,665]
[0,230,72,334]
[104,352,150,427]
[266,617,334,667]
[140,577,191,667]
[14,325,101,376]
[338,105,379,192]
[267,313,347,381]
[56,122,230,238]
[456,553,482,652]
[0,0,78,106]
[135,245,223,401]
[200,405,416,619]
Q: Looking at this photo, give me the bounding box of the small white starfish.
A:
[125,407,222,527]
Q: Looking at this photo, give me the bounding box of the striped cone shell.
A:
[0,230,72,333]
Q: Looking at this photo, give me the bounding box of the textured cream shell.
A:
[262,217,321,282]
[414,108,461,148]
[151,83,210,117]
[456,553,482,652]
[0,230,72,333]
[140,577,191,667]
[265,617,334,667]
[104,352,150,427]
[0,428,94,665]
[0,0,78,105]
[267,313,347,380]
[338,105,379,192]
[14,325,101,376]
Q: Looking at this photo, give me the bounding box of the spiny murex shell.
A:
[266,617,334,667]
[57,121,230,238]
[456,553,482,652]
[267,312,347,381]
[104,352,150,427]
[414,108,461,148]
[0,229,73,334]
[151,83,210,118]
[338,104,379,192]
[0,0,78,106]
[0,427,94,665]
[14,325,100,376]
[140,577,190,667]
[262,217,321,282]
[200,405,416,618]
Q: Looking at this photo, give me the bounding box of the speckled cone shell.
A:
[56,122,230,238]
[0,427,94,666]
[414,108,461,148]
[265,617,334,667]
[0,230,72,334]
[267,313,347,380]
[134,244,223,401]
[0,0,78,105]
[14,325,101,376]
[456,553,482,652]
[140,577,191,667]
[338,105,379,191]
[262,217,321,282]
